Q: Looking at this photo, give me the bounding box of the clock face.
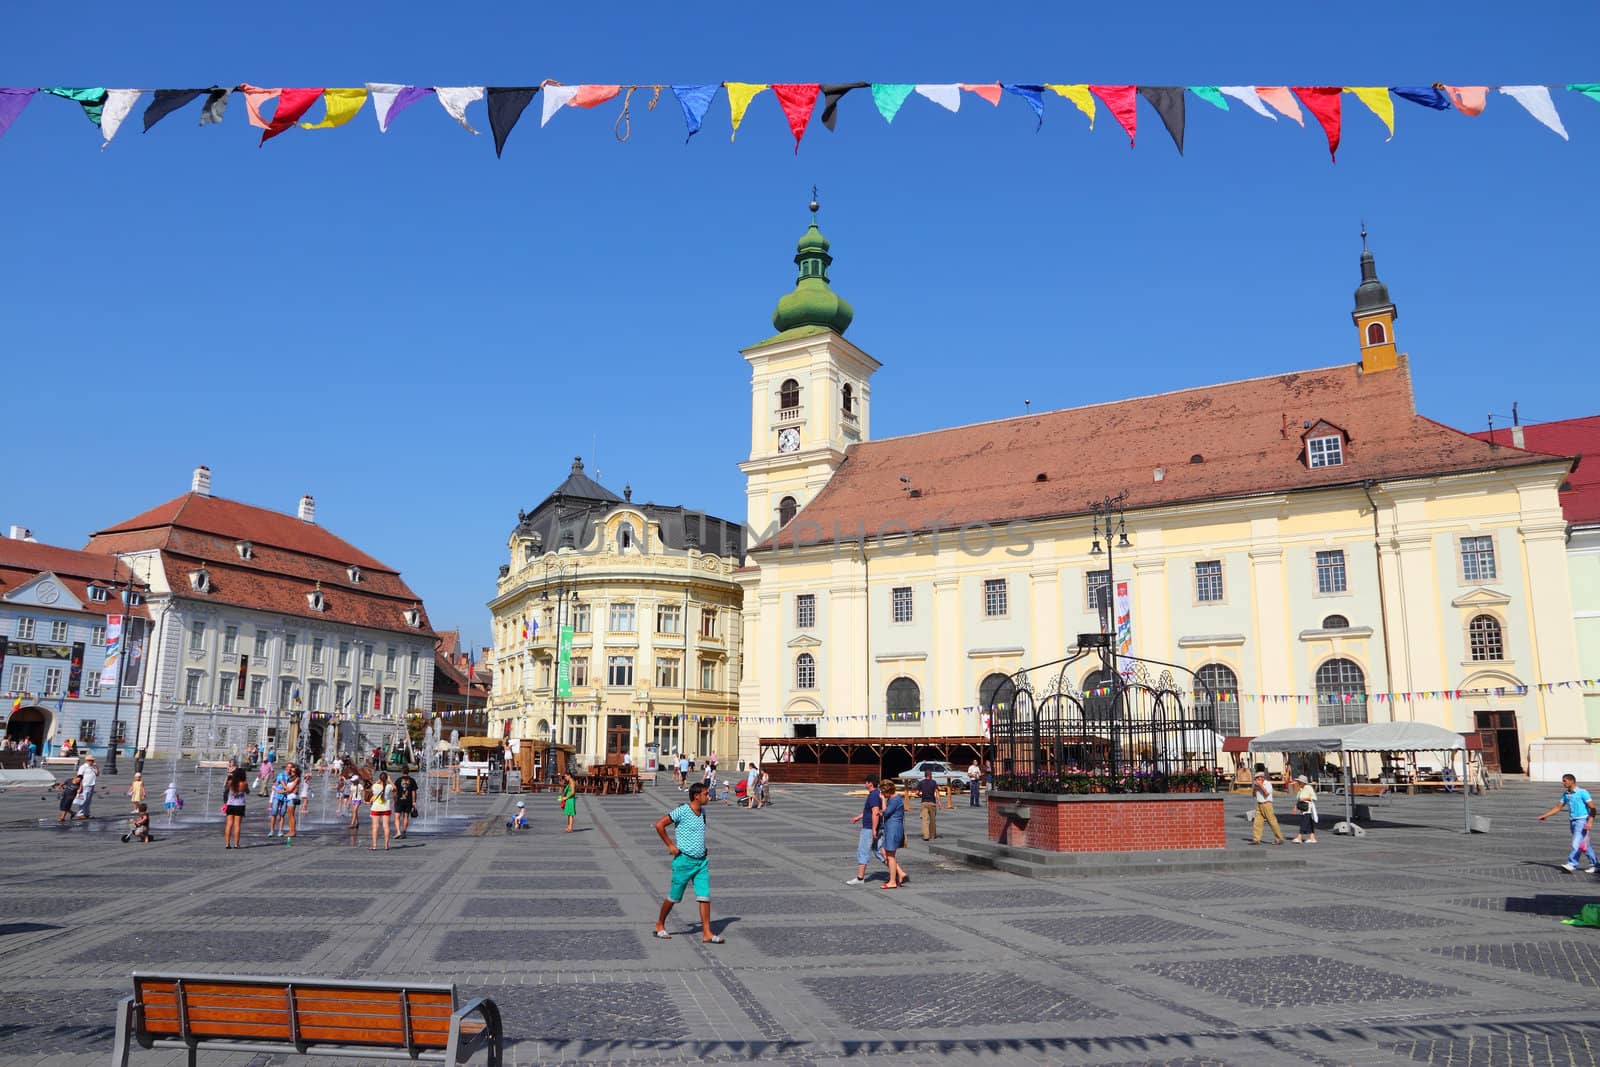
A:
[777,428,801,453]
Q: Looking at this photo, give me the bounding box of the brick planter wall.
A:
[988,790,1227,852]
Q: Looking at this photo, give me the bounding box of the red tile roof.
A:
[91,492,391,570]
[1470,415,1600,526]
[0,539,149,618]
[766,358,1571,550]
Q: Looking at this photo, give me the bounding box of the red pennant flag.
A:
[260,88,325,145]
[960,82,1002,106]
[1293,86,1341,161]
[1089,85,1137,146]
[772,83,820,153]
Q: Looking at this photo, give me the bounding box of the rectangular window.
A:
[359,686,373,712]
[409,651,419,676]
[1195,560,1224,603]
[84,673,101,697]
[184,671,202,703]
[698,720,716,757]
[1086,570,1111,613]
[254,630,268,657]
[539,660,552,688]
[1307,435,1344,468]
[92,623,106,646]
[609,603,636,633]
[654,715,681,759]
[284,633,298,659]
[570,656,589,688]
[606,655,634,687]
[1315,549,1347,594]
[656,657,680,689]
[382,689,396,714]
[16,617,35,640]
[699,608,719,639]
[189,620,205,652]
[9,665,28,691]
[44,667,63,695]
[407,688,420,711]
[385,647,396,672]
[50,620,68,643]
[567,719,587,753]
[223,624,239,654]
[88,585,108,603]
[78,719,97,743]
[112,720,127,743]
[310,637,324,665]
[796,593,816,629]
[249,676,266,707]
[1461,535,1498,582]
[337,640,351,668]
[571,603,592,633]
[700,659,718,691]
[891,586,914,624]
[309,680,325,712]
[361,645,374,670]
[656,603,682,634]
[279,679,296,710]
[983,578,1008,618]
[335,682,350,711]
[216,675,233,704]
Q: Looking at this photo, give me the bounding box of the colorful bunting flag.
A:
[1572,84,1600,105]
[1293,86,1342,160]
[199,87,228,125]
[260,88,324,144]
[819,82,868,131]
[1089,85,1137,145]
[301,88,366,130]
[870,83,914,123]
[1255,86,1304,125]
[238,85,282,129]
[486,87,538,156]
[1001,84,1045,128]
[367,84,430,132]
[1189,86,1229,111]
[914,84,961,112]
[571,85,620,109]
[100,89,142,147]
[45,86,108,125]
[0,89,28,141]
[1346,86,1394,140]
[1441,85,1488,115]
[1218,85,1273,119]
[772,83,820,152]
[1500,85,1568,139]
[435,86,484,133]
[1046,84,1095,127]
[142,88,204,131]
[1138,86,1185,153]
[725,82,768,139]
[671,84,717,141]
[961,83,1002,106]
[541,84,579,126]
[1392,86,1450,111]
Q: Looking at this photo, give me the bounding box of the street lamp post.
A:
[538,555,580,782]
[1087,492,1132,775]
[104,560,148,776]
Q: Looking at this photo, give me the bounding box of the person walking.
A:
[257,751,275,797]
[967,759,983,807]
[223,768,249,849]
[1289,774,1319,844]
[74,753,98,819]
[1538,773,1598,873]
[745,763,760,811]
[1249,771,1285,845]
[676,753,689,791]
[394,769,418,838]
[847,775,884,885]
[347,770,366,829]
[558,772,577,832]
[54,774,83,823]
[369,770,394,850]
[652,782,723,943]
[880,781,908,889]
[282,762,303,844]
[127,772,146,812]
[918,767,939,840]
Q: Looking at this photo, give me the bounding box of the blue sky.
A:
[4,2,1597,650]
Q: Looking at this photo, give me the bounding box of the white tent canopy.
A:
[1250,722,1466,754]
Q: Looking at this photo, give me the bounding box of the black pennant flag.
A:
[486,87,539,158]
[819,83,869,131]
[1137,86,1185,155]
[143,89,205,132]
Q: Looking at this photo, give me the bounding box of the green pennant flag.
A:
[1189,86,1230,111]
[45,86,108,125]
[1568,83,1600,105]
[870,83,914,123]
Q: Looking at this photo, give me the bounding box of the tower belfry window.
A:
[842,383,853,413]
[779,379,800,411]
[1366,321,1387,345]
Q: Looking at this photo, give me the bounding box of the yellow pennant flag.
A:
[1046,84,1095,128]
[302,88,368,130]
[1346,86,1394,140]
[726,82,768,140]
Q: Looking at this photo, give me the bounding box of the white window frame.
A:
[609,602,636,634]
[88,585,109,603]
[699,659,717,691]
[188,620,205,652]
[223,624,239,654]
[44,667,63,695]
[655,657,681,689]
[1460,534,1498,583]
[983,578,1009,618]
[656,603,683,635]
[1307,435,1344,469]
[16,617,35,640]
[91,624,106,646]
[891,586,914,624]
[1194,560,1224,604]
[699,607,719,639]
[249,676,266,708]
[795,593,816,629]
[795,652,816,690]
[1315,549,1348,594]
[49,619,69,643]
[606,655,634,687]
[184,671,203,703]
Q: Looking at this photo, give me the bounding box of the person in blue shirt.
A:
[847,775,884,885]
[879,780,908,889]
[1538,774,1597,873]
[652,783,723,943]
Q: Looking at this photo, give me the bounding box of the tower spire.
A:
[1352,229,1399,374]
[770,192,854,337]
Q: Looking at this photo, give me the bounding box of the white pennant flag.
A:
[914,84,961,113]
[1218,85,1275,120]
[367,82,403,132]
[435,86,484,134]
[100,89,143,148]
[1498,85,1568,140]
[541,84,579,127]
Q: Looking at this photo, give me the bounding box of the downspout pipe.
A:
[1361,481,1400,721]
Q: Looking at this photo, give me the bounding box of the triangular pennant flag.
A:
[99,89,143,147]
[435,87,484,133]
[1571,84,1600,106]
[961,83,1002,106]
[819,82,868,131]
[199,87,228,125]
[914,84,961,112]
[45,87,109,125]
[1255,87,1304,126]
[1001,84,1045,129]
[301,88,367,130]
[1046,84,1095,127]
[143,88,205,132]
[0,88,35,141]
[1189,86,1229,111]
[571,85,620,108]
[1089,85,1137,145]
[1392,86,1451,111]
[870,83,914,122]
[1292,87,1341,160]
[238,85,282,130]
[1500,85,1568,140]
[486,87,538,156]
[771,83,820,152]
[1346,86,1394,140]
[671,84,718,141]
[1137,86,1185,153]
[726,82,768,140]
[541,84,579,126]
[1218,86,1273,118]
[261,88,324,144]
[367,84,431,132]
[1440,85,1487,115]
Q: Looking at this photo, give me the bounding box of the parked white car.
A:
[897,761,969,789]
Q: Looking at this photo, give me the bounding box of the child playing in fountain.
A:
[123,803,151,843]
[507,801,527,830]
[163,781,183,814]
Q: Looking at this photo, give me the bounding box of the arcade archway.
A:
[4,706,52,748]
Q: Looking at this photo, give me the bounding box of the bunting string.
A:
[2,80,1596,157]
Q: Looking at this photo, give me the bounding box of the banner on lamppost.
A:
[556,625,573,698]
[100,614,124,688]
[66,641,85,698]
[1114,580,1134,677]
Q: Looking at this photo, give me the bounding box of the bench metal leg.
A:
[111,996,133,1067]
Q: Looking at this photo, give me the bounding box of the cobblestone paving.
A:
[4,764,1599,1065]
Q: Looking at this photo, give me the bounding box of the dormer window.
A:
[236,540,254,561]
[126,591,142,607]
[619,523,636,550]
[189,567,211,594]
[560,530,575,549]
[523,542,537,563]
[87,584,109,603]
[308,583,326,612]
[1307,434,1344,469]
[347,565,362,583]
[403,607,422,628]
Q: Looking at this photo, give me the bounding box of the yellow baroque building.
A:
[487,458,745,770]
[736,214,1592,782]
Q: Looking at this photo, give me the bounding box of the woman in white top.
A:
[368,771,393,850]
[1290,774,1319,844]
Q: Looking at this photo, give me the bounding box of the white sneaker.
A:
[845,877,864,885]
[1586,866,1598,874]
[1562,862,1578,872]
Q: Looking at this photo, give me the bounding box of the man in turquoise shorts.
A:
[652,782,724,943]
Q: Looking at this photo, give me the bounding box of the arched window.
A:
[842,383,854,413]
[795,652,816,690]
[1366,321,1387,345]
[1315,658,1368,726]
[779,378,800,411]
[886,677,922,722]
[1469,614,1504,661]
[618,523,636,550]
[778,496,798,528]
[1321,614,1349,630]
[1082,668,1117,721]
[1194,663,1241,736]
[978,672,1013,713]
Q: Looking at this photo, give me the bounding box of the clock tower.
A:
[738,199,880,538]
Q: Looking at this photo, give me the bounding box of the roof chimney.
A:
[298,494,316,525]
[192,465,212,497]
[1511,425,1525,449]
[8,525,34,541]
